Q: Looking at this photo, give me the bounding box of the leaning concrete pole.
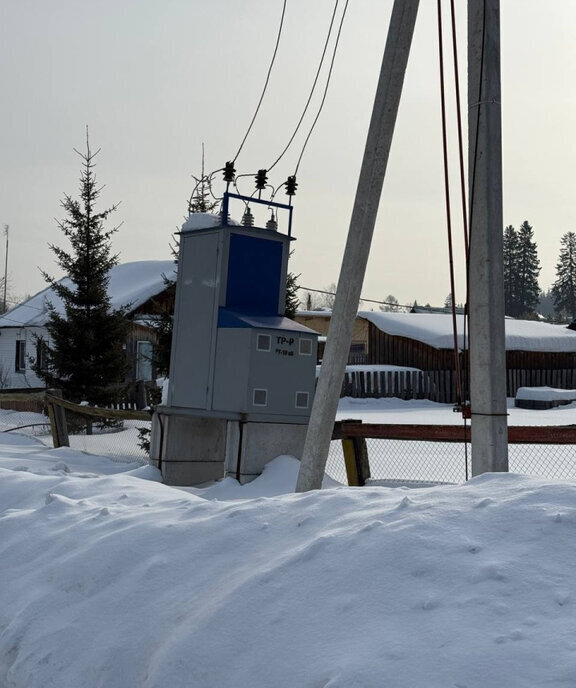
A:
[296,0,420,492]
[468,0,509,475]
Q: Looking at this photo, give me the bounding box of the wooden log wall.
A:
[364,323,576,402]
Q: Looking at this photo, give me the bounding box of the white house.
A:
[0,260,175,389]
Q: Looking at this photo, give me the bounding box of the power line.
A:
[267,0,341,173]
[293,0,350,176]
[298,286,444,312]
[231,0,288,164]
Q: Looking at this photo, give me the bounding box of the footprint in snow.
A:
[554,591,570,606]
[470,563,507,584]
[51,461,70,473]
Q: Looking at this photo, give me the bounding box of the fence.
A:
[0,381,159,412]
[341,369,455,403]
[0,390,151,463]
[341,368,576,404]
[506,369,576,397]
[329,421,576,486]
[45,394,152,462]
[0,388,47,413]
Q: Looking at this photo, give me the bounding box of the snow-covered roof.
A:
[360,311,576,352]
[180,212,240,232]
[0,260,176,328]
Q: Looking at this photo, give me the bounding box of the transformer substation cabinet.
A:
[150,205,318,485]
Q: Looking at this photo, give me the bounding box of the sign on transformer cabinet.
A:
[167,209,318,424]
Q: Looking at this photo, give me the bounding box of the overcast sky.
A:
[1,1,575,309]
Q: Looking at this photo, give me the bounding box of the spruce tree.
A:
[503,221,540,317]
[503,224,518,316]
[552,231,576,322]
[514,220,540,317]
[34,138,129,405]
[538,289,555,320]
[285,270,300,319]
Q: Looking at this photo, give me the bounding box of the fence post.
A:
[342,436,370,486]
[46,389,69,448]
[136,380,147,410]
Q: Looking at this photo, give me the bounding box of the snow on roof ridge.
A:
[0,259,176,328]
[359,310,576,353]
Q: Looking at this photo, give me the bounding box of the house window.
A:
[253,388,268,407]
[295,391,309,409]
[136,341,154,381]
[256,334,271,352]
[36,339,49,371]
[299,338,313,356]
[15,340,26,372]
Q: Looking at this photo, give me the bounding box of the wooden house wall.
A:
[295,314,369,346]
[367,322,576,401]
[368,323,576,372]
[505,350,576,370]
[368,324,455,370]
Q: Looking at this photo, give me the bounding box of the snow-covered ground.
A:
[2,400,576,686]
[337,395,576,426]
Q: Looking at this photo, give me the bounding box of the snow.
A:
[516,386,576,402]
[319,364,422,378]
[300,309,576,352]
[0,260,176,328]
[180,212,240,231]
[343,363,422,373]
[361,310,576,352]
[337,395,576,426]
[3,399,576,686]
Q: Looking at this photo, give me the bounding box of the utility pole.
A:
[468,0,508,475]
[296,0,420,492]
[2,225,8,314]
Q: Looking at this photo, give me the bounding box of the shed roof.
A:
[297,310,576,353]
[0,260,176,328]
[361,311,576,352]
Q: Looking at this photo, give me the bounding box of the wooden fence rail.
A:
[0,389,152,449]
[332,420,576,486]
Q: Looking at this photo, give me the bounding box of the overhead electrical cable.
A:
[435,0,474,478]
[449,0,471,479]
[436,0,463,408]
[450,0,469,258]
[267,0,341,173]
[293,0,350,176]
[231,0,288,164]
[299,286,445,313]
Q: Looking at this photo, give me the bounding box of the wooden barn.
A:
[296,310,576,402]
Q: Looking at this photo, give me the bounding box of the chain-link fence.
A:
[0,391,151,465]
[50,411,151,463]
[327,434,576,486]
